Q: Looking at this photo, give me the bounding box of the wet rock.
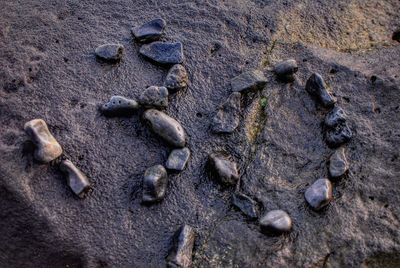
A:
[95,43,124,62]
[305,178,333,211]
[24,119,63,163]
[208,153,239,186]
[305,73,336,108]
[132,18,166,43]
[139,41,184,65]
[325,122,352,148]
[329,147,349,179]
[211,92,241,133]
[59,159,91,198]
[392,28,400,42]
[100,96,139,117]
[142,165,168,204]
[325,106,346,128]
[166,225,196,268]
[166,147,190,171]
[259,210,292,235]
[231,70,267,92]
[164,64,189,93]
[138,86,169,108]
[143,109,186,147]
[274,59,298,82]
[232,192,258,219]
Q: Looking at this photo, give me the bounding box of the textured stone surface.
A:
[164,64,189,93]
[100,96,139,117]
[166,147,190,171]
[211,92,241,133]
[259,210,292,235]
[325,106,346,128]
[139,86,169,108]
[305,178,333,211]
[325,122,353,148]
[208,153,239,186]
[166,225,196,268]
[329,147,349,179]
[305,73,336,107]
[140,41,184,65]
[59,159,91,198]
[132,18,166,43]
[231,70,267,92]
[232,192,258,219]
[95,43,124,61]
[142,164,168,204]
[274,59,298,82]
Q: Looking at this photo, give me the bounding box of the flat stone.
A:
[164,64,189,93]
[95,43,124,61]
[166,148,190,171]
[208,153,239,186]
[325,106,346,128]
[259,210,292,235]
[24,119,63,163]
[325,122,352,148]
[142,165,168,204]
[305,178,333,211]
[60,159,91,198]
[132,18,166,43]
[329,147,349,179]
[231,70,267,92]
[232,192,258,219]
[139,41,184,65]
[274,59,298,82]
[305,73,336,108]
[138,86,169,108]
[100,96,139,117]
[143,109,186,147]
[166,225,196,268]
[211,92,241,133]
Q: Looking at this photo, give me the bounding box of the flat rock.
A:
[100,96,139,117]
[212,92,241,133]
[232,192,258,219]
[166,225,196,268]
[139,41,184,65]
[231,70,267,92]
[24,119,63,163]
[259,210,292,235]
[305,178,333,211]
[166,147,190,171]
[325,122,352,148]
[60,159,91,198]
[329,147,349,179]
[142,165,168,204]
[208,153,239,186]
[274,59,298,82]
[164,64,189,93]
[143,109,186,147]
[132,18,166,43]
[325,106,346,128]
[95,43,124,61]
[305,73,336,108]
[138,86,169,108]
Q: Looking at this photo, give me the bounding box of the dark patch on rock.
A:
[142,164,168,204]
[138,86,169,108]
[211,92,241,133]
[231,70,267,92]
[208,152,239,187]
[259,210,292,235]
[392,28,400,42]
[100,96,139,117]
[139,42,184,65]
[329,147,349,179]
[166,225,196,268]
[325,106,346,128]
[95,43,124,62]
[164,64,189,93]
[305,178,333,211]
[325,122,352,148]
[59,159,91,198]
[274,59,298,82]
[166,147,190,171]
[132,18,166,43]
[232,192,259,219]
[305,73,336,108]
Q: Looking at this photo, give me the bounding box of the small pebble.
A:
[132,18,166,43]
[164,64,189,93]
[166,225,196,268]
[139,86,169,108]
[208,153,239,186]
[142,165,168,204]
[305,178,333,211]
[305,73,336,108]
[231,70,267,92]
[95,43,124,62]
[325,122,352,148]
[166,147,190,171]
[325,106,346,128]
[212,92,241,133]
[100,96,139,117]
[329,147,349,179]
[232,192,259,219]
[24,119,63,163]
[143,109,186,147]
[274,59,298,82]
[60,159,91,198]
[259,210,292,235]
[139,41,184,65]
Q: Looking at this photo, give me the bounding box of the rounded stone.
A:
[305,178,333,211]
[208,153,239,186]
[132,18,166,43]
[95,43,124,61]
[142,165,168,204]
[138,86,169,108]
[100,96,139,117]
[305,73,336,108]
[274,59,298,82]
[329,147,349,179]
[164,64,189,93]
[60,159,91,198]
[259,210,292,235]
[166,147,190,171]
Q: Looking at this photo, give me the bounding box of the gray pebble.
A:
[259,210,292,235]
[139,41,184,65]
[208,153,239,186]
[212,92,241,133]
[60,159,91,198]
[95,43,124,61]
[142,165,168,204]
[232,192,259,219]
[329,147,349,179]
[274,59,298,82]
[325,122,352,148]
[305,178,333,211]
[164,64,189,93]
[166,147,190,171]
[325,106,346,128]
[166,225,196,268]
[139,86,169,108]
[100,96,139,117]
[231,70,267,92]
[132,18,166,43]
[305,73,336,108]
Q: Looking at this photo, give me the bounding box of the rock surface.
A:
[139,42,184,65]
[164,64,189,93]
[166,225,196,268]
[305,73,336,107]
[325,122,353,148]
[325,106,346,128]
[259,210,292,235]
[138,86,169,108]
[274,59,298,82]
[211,92,241,133]
[132,18,166,43]
[166,147,190,171]
[59,159,91,198]
[305,178,333,211]
[95,43,124,61]
[329,147,349,179]
[208,153,239,186]
[231,70,267,92]
[142,164,168,204]
[100,96,139,116]
[232,192,258,219]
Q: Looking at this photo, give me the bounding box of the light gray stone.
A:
[329,147,349,178]
[164,64,189,93]
[166,148,190,171]
[95,43,124,61]
[305,178,333,211]
[259,210,292,234]
[139,86,169,108]
[60,159,91,198]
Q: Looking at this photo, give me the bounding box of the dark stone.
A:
[138,86,169,108]
[166,147,190,171]
[325,122,352,148]
[305,73,336,108]
[274,59,298,82]
[325,106,346,128]
[305,178,333,211]
[164,64,189,93]
[132,18,166,43]
[139,42,184,65]
[232,192,258,219]
[166,225,196,268]
[231,70,267,92]
[208,153,239,186]
[59,159,91,198]
[392,28,400,42]
[143,109,186,147]
[259,210,292,235]
[212,92,241,133]
[142,165,168,204]
[100,96,139,117]
[329,147,349,179]
[95,43,124,61]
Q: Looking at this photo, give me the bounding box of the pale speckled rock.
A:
[132,18,166,43]
[59,159,91,198]
[139,86,169,108]
[305,178,333,211]
[329,147,349,179]
[166,225,196,268]
[231,70,267,92]
[325,122,352,148]
[140,42,184,65]
[259,210,292,235]
[208,153,239,186]
[166,147,190,171]
[305,73,336,108]
[274,59,298,82]
[100,96,139,117]
[232,192,258,219]
[325,106,346,128]
[24,119,63,163]
[95,43,124,61]
[164,64,189,93]
[142,165,168,204]
[212,92,241,133]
